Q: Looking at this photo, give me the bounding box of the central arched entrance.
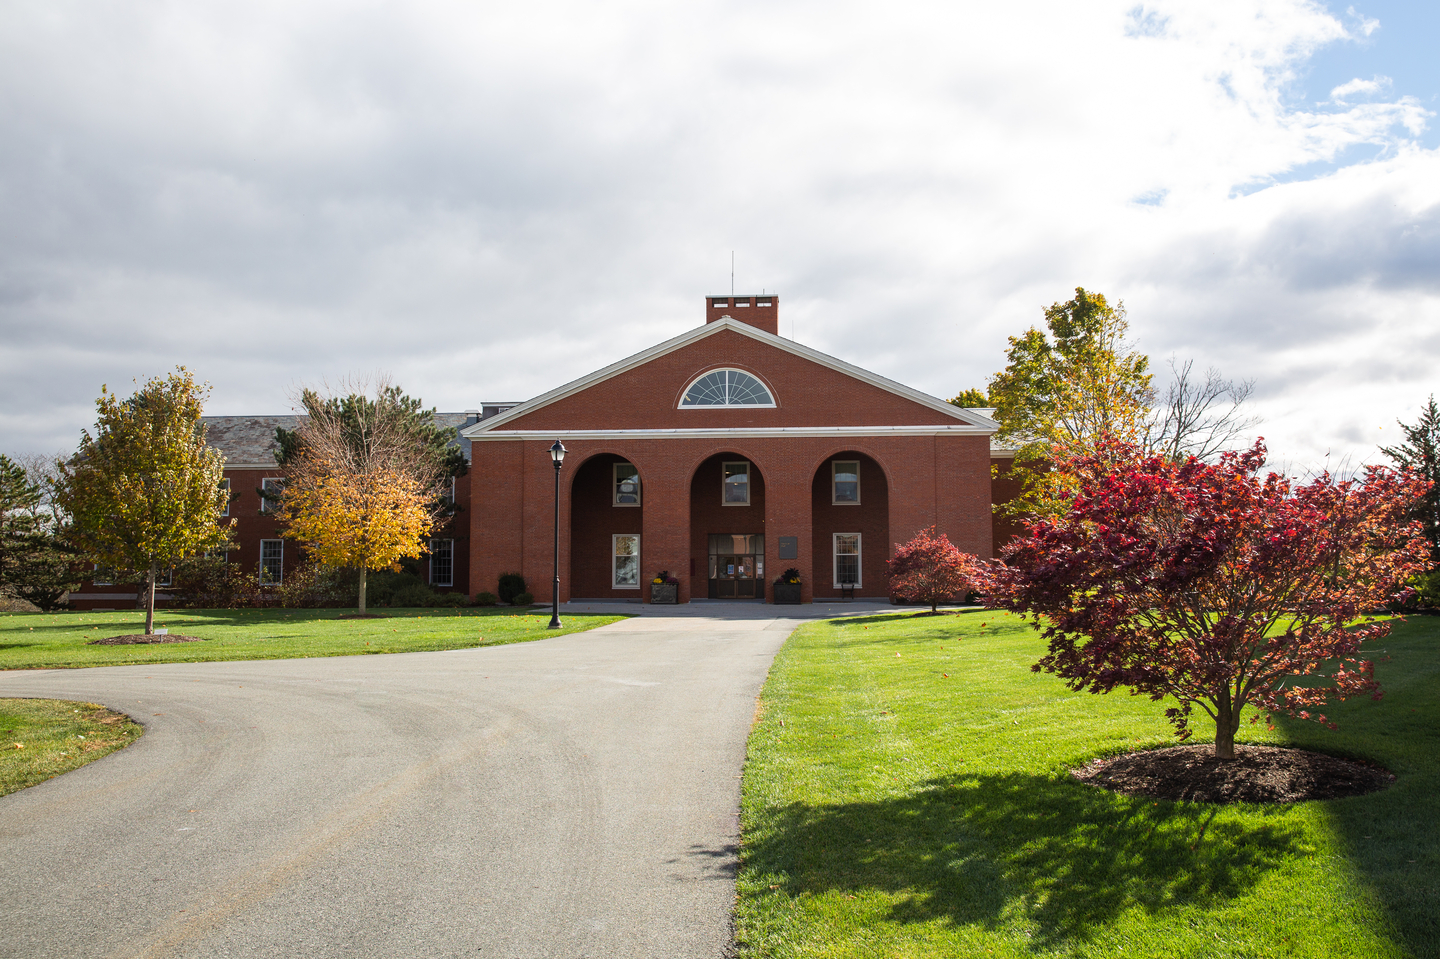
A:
[689,452,766,600]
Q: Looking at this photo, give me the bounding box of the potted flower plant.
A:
[772,568,802,605]
[650,571,679,604]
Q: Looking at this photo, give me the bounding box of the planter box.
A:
[773,583,802,605]
[651,583,678,604]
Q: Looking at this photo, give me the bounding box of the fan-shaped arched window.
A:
[680,369,776,408]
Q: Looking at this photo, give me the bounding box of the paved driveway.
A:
[0,602,889,959]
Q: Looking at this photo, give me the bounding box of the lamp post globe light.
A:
[548,439,567,629]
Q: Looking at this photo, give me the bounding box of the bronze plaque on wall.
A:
[778,536,798,560]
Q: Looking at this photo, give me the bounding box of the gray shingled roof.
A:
[202,413,475,468]
[200,416,299,468]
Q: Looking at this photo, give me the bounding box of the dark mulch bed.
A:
[1072,743,1394,804]
[87,634,207,645]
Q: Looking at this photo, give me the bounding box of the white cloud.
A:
[0,0,1436,470]
[1329,74,1392,102]
[1346,5,1381,38]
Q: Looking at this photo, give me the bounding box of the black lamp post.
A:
[548,439,567,629]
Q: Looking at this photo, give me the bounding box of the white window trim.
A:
[833,533,862,588]
[220,478,231,517]
[832,460,861,506]
[92,564,114,586]
[260,477,283,513]
[678,369,777,409]
[260,539,284,586]
[612,533,641,589]
[722,461,750,506]
[613,462,641,507]
[429,538,454,587]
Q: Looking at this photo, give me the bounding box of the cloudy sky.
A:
[2,0,1437,470]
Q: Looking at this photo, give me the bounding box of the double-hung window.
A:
[613,534,640,588]
[614,463,641,506]
[430,539,454,587]
[92,564,114,586]
[219,478,231,516]
[832,460,860,504]
[260,478,283,513]
[260,540,284,585]
[723,461,750,505]
[833,533,861,587]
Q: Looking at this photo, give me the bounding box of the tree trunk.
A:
[357,566,367,615]
[1213,696,1240,760]
[144,563,157,635]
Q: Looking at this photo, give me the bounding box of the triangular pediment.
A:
[462,317,998,437]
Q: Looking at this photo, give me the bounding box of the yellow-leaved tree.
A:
[959,289,1259,525]
[986,288,1153,517]
[274,380,458,613]
[55,368,232,633]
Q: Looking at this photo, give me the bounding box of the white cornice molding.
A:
[461,318,999,437]
[470,425,993,442]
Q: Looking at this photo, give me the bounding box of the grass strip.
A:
[736,610,1439,958]
[0,608,627,670]
[0,698,143,797]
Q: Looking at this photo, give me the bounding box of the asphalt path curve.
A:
[0,602,888,959]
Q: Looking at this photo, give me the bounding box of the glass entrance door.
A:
[707,534,765,600]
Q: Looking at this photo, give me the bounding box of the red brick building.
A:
[462,295,1002,604]
[66,413,490,610]
[66,294,1010,610]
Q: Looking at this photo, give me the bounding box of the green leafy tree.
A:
[980,289,1258,523]
[0,455,82,610]
[273,379,464,613]
[986,288,1153,516]
[275,385,467,483]
[54,369,232,633]
[1382,395,1440,606]
[947,388,992,409]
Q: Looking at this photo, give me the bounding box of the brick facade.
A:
[464,301,1000,605]
[62,296,1009,610]
[66,416,478,610]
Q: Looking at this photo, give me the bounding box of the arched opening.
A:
[569,453,644,600]
[811,451,890,599]
[689,452,767,600]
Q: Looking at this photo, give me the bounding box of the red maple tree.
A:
[887,526,979,613]
[988,440,1429,758]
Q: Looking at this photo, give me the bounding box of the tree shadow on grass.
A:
[745,772,1304,948]
[817,613,923,629]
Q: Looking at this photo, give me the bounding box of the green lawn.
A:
[0,698,143,796]
[0,607,627,670]
[737,610,1440,958]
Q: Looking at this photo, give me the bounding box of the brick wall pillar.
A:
[765,474,813,603]
[642,475,691,602]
